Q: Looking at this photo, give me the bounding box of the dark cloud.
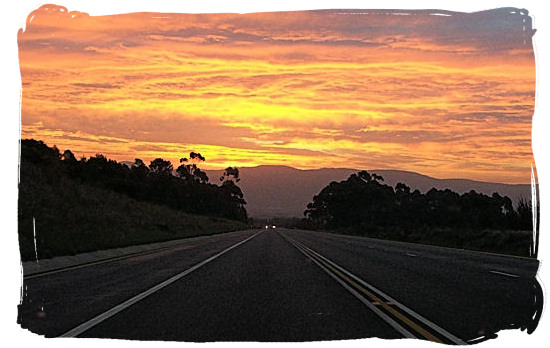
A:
[56,134,128,145]
[446,111,532,124]
[21,7,535,59]
[129,144,170,153]
[18,38,100,53]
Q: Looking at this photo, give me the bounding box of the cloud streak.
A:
[18,5,536,184]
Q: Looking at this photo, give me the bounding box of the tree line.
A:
[21,139,248,222]
[304,170,536,232]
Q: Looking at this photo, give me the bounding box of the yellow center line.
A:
[290,237,443,344]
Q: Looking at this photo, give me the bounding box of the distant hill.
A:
[205,166,533,219]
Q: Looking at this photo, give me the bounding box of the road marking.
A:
[296,241,441,342]
[373,301,394,306]
[58,230,263,338]
[281,233,466,345]
[24,252,166,280]
[489,270,520,278]
[24,231,257,280]
[289,239,417,339]
[406,253,418,257]
[307,243,465,345]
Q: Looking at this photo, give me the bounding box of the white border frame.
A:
[2,1,547,348]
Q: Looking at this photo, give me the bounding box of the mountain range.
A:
[205,166,534,219]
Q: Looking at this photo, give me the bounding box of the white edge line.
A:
[295,238,467,345]
[25,231,251,279]
[58,230,263,338]
[283,235,417,339]
[489,270,520,278]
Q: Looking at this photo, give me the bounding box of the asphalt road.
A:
[18,227,542,343]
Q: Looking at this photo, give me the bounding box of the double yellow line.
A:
[280,232,466,345]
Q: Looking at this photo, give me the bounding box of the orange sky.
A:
[18,5,536,183]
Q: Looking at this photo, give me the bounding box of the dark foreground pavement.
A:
[18,227,542,343]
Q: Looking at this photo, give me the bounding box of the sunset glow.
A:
[18,5,536,183]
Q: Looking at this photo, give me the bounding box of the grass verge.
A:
[330,225,534,257]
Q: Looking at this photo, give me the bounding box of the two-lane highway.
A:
[18,227,541,343]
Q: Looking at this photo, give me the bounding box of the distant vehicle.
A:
[272,225,276,229]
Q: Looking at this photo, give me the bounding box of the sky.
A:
[18,5,536,183]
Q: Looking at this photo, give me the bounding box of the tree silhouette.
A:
[304,172,395,229]
[149,158,173,176]
[61,149,76,162]
[19,139,249,222]
[132,158,150,179]
[304,170,530,234]
[220,166,241,183]
[517,198,536,231]
[177,152,208,183]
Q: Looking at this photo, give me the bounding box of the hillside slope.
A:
[18,160,249,261]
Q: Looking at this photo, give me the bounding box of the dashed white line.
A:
[489,270,520,278]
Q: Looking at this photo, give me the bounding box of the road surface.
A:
[18,228,541,343]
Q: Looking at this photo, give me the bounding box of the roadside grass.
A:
[334,226,534,257]
[18,161,249,261]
